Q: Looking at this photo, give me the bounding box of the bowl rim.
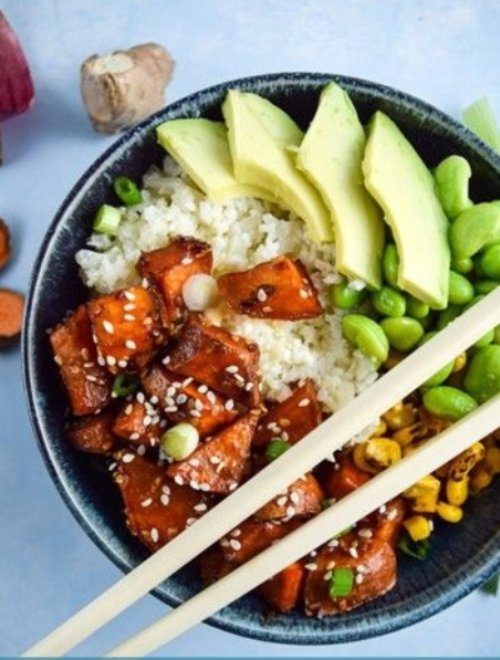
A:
[22,71,500,646]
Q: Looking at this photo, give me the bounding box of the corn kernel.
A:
[484,446,500,475]
[370,419,387,438]
[436,501,463,523]
[383,402,417,431]
[404,475,441,513]
[452,352,467,372]
[365,438,402,470]
[448,443,485,481]
[446,477,469,506]
[470,466,493,493]
[403,515,433,541]
[353,443,378,474]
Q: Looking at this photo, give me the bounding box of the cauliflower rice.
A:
[76,157,378,413]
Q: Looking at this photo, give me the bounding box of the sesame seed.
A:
[150,528,159,543]
[142,278,149,289]
[230,528,241,537]
[189,458,200,467]
[124,290,136,301]
[165,406,178,414]
[207,391,216,404]
[166,386,176,397]
[106,355,117,366]
[220,538,229,548]
[160,494,170,506]
[299,288,309,299]
[209,455,221,465]
[357,564,367,574]
[245,382,254,391]
[81,348,90,360]
[194,399,204,411]
[124,313,135,322]
[298,398,310,407]
[86,374,98,383]
[387,508,398,521]
[176,394,188,405]
[162,356,171,365]
[282,431,289,441]
[358,528,373,539]
[130,432,140,441]
[198,384,208,394]
[379,504,387,514]
[285,505,295,518]
[103,320,114,334]
[182,377,194,387]
[355,574,364,585]
[143,415,152,426]
[186,517,196,526]
[54,355,63,366]
[191,409,201,418]
[181,256,193,265]
[125,339,137,350]
[194,502,208,513]
[118,359,128,369]
[263,306,272,313]
[143,316,153,326]
[305,563,318,571]
[161,484,171,495]
[328,539,339,548]
[225,365,239,374]
[349,546,359,558]
[123,303,136,312]
[97,355,106,366]
[165,396,175,407]
[326,560,336,570]
[277,496,288,506]
[141,498,153,508]
[310,550,317,557]
[229,482,238,492]
[121,453,135,463]
[323,570,333,581]
[108,461,117,472]
[199,483,211,492]
[257,288,268,302]
[174,475,185,486]
[225,399,235,411]
[216,462,225,473]
[149,395,159,405]
[234,373,245,384]
[136,445,146,456]
[229,539,242,551]
[290,491,300,505]
[190,480,200,490]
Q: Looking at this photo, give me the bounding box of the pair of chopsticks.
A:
[25,288,500,657]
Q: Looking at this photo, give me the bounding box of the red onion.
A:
[0,10,34,114]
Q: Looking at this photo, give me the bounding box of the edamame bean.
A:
[474,329,495,348]
[436,304,463,330]
[406,295,430,319]
[380,317,424,352]
[161,423,199,461]
[451,257,474,274]
[372,286,406,317]
[419,332,454,386]
[341,314,389,366]
[448,270,475,305]
[475,280,498,295]
[494,325,500,344]
[422,386,478,420]
[478,244,500,279]
[330,280,367,309]
[450,202,500,259]
[464,345,500,403]
[434,155,473,220]
[382,244,400,288]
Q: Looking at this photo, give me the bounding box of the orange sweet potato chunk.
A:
[253,379,322,449]
[113,397,163,447]
[258,561,305,613]
[167,411,259,494]
[168,314,261,407]
[217,256,323,320]
[66,410,118,454]
[113,451,210,551]
[138,237,212,327]
[49,305,112,415]
[320,453,371,500]
[87,285,164,374]
[255,473,324,522]
[142,364,238,437]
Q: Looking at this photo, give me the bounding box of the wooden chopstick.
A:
[23,287,500,657]
[106,393,500,657]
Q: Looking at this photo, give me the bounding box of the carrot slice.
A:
[49,304,111,414]
[0,287,23,346]
[0,218,11,270]
[218,255,322,320]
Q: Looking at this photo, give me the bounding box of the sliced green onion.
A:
[112,373,140,397]
[113,175,143,206]
[264,438,291,462]
[93,204,122,236]
[398,530,431,560]
[329,567,354,598]
[463,97,500,152]
[161,423,199,461]
[481,574,499,596]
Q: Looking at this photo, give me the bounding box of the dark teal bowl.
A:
[23,73,500,644]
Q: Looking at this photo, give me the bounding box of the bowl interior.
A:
[23,73,500,644]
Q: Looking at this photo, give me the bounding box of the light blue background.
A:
[1,0,499,656]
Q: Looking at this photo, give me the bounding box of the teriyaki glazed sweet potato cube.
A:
[138,237,213,327]
[258,561,305,613]
[217,255,323,319]
[168,314,261,407]
[66,411,118,454]
[87,285,164,374]
[49,304,112,415]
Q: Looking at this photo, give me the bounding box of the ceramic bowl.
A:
[23,73,500,644]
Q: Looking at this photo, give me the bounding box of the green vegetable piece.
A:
[398,530,431,560]
[382,243,399,288]
[92,204,122,236]
[330,280,367,310]
[436,304,463,330]
[113,176,142,206]
[464,345,500,403]
[341,314,389,366]
[112,374,140,397]
[434,155,473,220]
[481,574,499,596]
[462,96,500,152]
[495,325,500,344]
[450,203,500,260]
[161,423,200,461]
[265,438,291,462]
[475,280,498,295]
[372,286,406,317]
[406,295,430,319]
[422,386,478,421]
[419,332,454,387]
[451,257,474,274]
[329,567,354,598]
[448,270,475,305]
[478,244,500,280]
[380,317,424,352]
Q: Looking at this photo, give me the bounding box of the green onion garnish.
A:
[93,204,122,236]
[398,530,431,560]
[112,373,140,397]
[463,97,500,152]
[481,574,499,596]
[264,438,291,462]
[329,567,354,598]
[113,175,143,206]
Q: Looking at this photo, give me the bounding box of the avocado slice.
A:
[297,82,385,289]
[363,112,450,308]
[222,90,334,243]
[156,118,276,203]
